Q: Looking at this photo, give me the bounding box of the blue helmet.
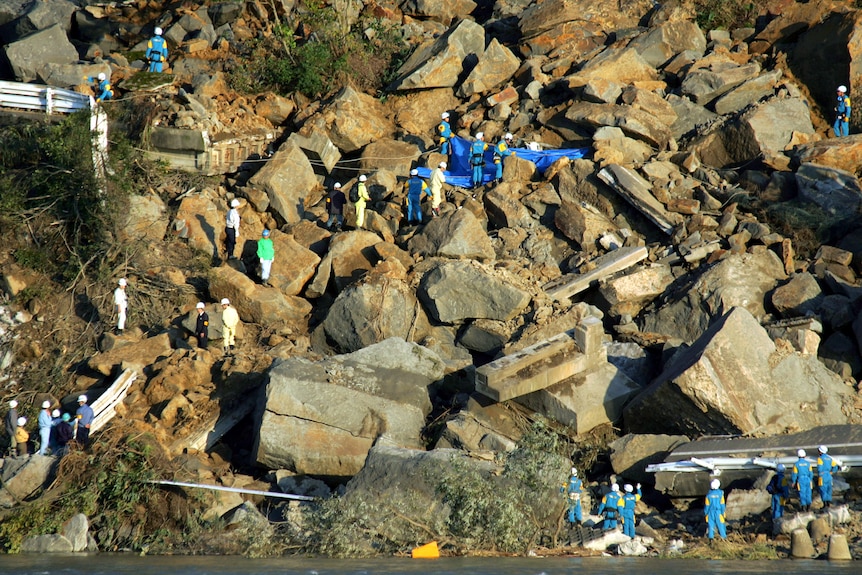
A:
[777,464,785,472]
[262,229,270,237]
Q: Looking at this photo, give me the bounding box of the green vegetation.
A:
[226,0,408,97]
[693,0,766,30]
[304,420,568,557]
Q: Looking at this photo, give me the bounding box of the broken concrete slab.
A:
[598,164,681,234]
[543,246,648,301]
[286,131,341,173]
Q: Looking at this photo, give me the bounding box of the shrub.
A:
[693,0,766,30]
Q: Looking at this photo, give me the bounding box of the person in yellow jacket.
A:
[15,416,29,456]
[429,162,446,217]
[354,175,371,229]
[221,298,240,356]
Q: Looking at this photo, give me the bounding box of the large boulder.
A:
[247,139,319,226]
[609,434,690,485]
[359,139,420,176]
[268,232,320,296]
[0,455,56,509]
[640,251,787,343]
[209,265,311,327]
[627,20,706,68]
[399,0,477,25]
[795,163,862,217]
[327,231,381,291]
[712,70,782,115]
[572,47,659,85]
[408,209,495,261]
[792,135,862,174]
[625,307,849,436]
[3,24,77,82]
[173,193,225,255]
[418,260,531,324]
[721,97,815,164]
[518,0,650,38]
[305,86,395,153]
[458,38,520,98]
[88,333,172,376]
[566,102,671,149]
[253,339,444,476]
[388,19,485,90]
[680,62,762,105]
[119,194,168,243]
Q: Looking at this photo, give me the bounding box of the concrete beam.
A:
[598,164,680,234]
[544,246,648,301]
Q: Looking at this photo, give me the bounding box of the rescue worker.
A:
[54,413,74,455]
[767,463,790,519]
[86,72,113,102]
[596,483,622,530]
[816,445,840,508]
[834,85,851,137]
[15,416,28,456]
[620,483,642,538]
[354,175,371,229]
[470,132,488,188]
[221,298,239,356]
[705,478,727,540]
[437,112,453,156]
[146,27,169,73]
[75,395,94,448]
[429,162,446,217]
[257,229,274,286]
[792,448,814,511]
[37,400,52,456]
[406,169,430,224]
[560,467,583,525]
[325,182,347,230]
[5,400,18,455]
[195,302,209,349]
[225,198,241,260]
[114,278,128,335]
[493,133,516,182]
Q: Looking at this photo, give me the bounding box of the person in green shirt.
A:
[257,229,274,286]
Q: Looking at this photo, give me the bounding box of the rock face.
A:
[4,24,77,82]
[0,456,56,509]
[458,38,520,98]
[640,251,787,343]
[253,339,445,476]
[625,307,849,436]
[418,261,531,324]
[247,140,318,226]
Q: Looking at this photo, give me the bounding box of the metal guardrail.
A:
[646,455,862,475]
[0,80,93,114]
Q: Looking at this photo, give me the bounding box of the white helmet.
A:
[439,161,447,169]
[505,132,513,140]
[230,198,240,207]
[441,112,449,119]
[798,449,806,458]
[78,395,87,403]
[155,27,163,36]
[819,445,828,454]
[333,182,341,189]
[220,298,230,305]
[838,85,847,93]
[17,417,26,426]
[97,72,106,81]
[571,467,577,476]
[410,169,418,176]
[42,400,50,409]
[611,483,619,492]
[196,302,205,309]
[118,278,127,286]
[52,409,60,417]
[476,132,484,140]
[9,400,17,408]
[624,484,633,493]
[711,479,720,490]
[359,175,367,182]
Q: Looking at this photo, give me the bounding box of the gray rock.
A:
[20,534,73,553]
[400,0,478,24]
[306,86,395,153]
[458,38,520,97]
[418,261,530,324]
[680,62,761,104]
[322,279,425,353]
[208,2,243,27]
[248,140,318,226]
[254,340,443,476]
[627,20,706,67]
[566,102,672,149]
[408,209,495,261]
[484,186,534,229]
[712,70,782,115]
[725,489,770,520]
[605,341,656,387]
[222,501,273,535]
[625,307,849,436]
[609,434,690,485]
[770,272,823,317]
[795,162,862,217]
[4,0,77,40]
[119,194,168,243]
[0,455,56,509]
[641,251,786,342]
[62,513,89,552]
[667,94,718,140]
[722,97,814,164]
[4,24,78,82]
[389,19,485,90]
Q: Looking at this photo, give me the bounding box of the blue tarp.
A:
[416,136,590,188]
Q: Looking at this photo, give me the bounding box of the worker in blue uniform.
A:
[620,483,642,538]
[560,467,583,524]
[470,132,488,188]
[596,483,622,530]
[816,445,839,508]
[406,168,430,224]
[792,448,813,511]
[767,463,790,519]
[834,85,851,137]
[437,112,453,156]
[146,27,169,73]
[704,478,726,540]
[493,133,516,182]
[86,72,113,102]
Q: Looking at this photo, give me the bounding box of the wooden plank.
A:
[598,164,679,234]
[91,369,137,434]
[543,246,648,301]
